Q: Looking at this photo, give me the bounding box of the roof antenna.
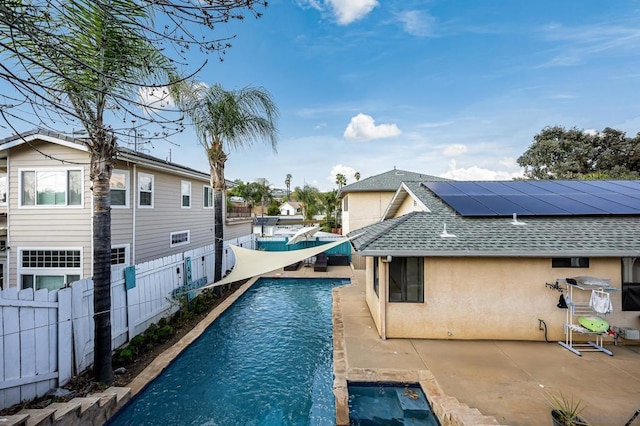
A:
[440,223,456,238]
[511,213,526,226]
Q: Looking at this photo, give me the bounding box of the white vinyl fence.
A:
[0,287,72,409]
[0,235,254,410]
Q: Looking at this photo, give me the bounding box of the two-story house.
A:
[0,130,252,290]
[337,168,448,235]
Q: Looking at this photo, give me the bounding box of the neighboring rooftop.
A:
[338,168,448,197]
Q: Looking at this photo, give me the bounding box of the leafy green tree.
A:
[518,126,640,179]
[335,173,347,188]
[177,84,278,283]
[267,199,280,216]
[354,171,361,181]
[320,189,338,231]
[292,184,320,220]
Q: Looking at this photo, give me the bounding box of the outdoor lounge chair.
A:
[314,253,328,272]
[284,261,303,271]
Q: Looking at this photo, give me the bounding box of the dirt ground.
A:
[0,282,244,415]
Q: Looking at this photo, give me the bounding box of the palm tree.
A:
[41,0,176,383]
[292,184,320,220]
[25,0,181,384]
[285,173,292,199]
[336,173,347,189]
[179,84,278,283]
[354,171,361,181]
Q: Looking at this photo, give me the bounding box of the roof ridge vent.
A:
[511,213,526,226]
[440,223,456,238]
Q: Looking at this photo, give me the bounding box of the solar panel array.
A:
[422,180,640,216]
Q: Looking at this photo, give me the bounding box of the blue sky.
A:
[6,1,640,192]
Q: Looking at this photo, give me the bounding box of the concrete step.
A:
[2,386,132,426]
[0,413,29,426]
[18,408,56,426]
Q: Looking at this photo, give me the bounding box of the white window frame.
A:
[19,167,84,208]
[110,244,130,267]
[138,172,154,208]
[18,247,83,290]
[181,180,191,208]
[170,230,190,248]
[110,170,130,208]
[203,185,213,208]
[0,170,6,205]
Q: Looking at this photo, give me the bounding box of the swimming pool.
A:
[108,277,349,425]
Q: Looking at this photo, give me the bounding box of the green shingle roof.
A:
[349,181,640,257]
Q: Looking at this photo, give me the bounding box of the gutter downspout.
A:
[132,165,136,265]
[380,258,387,340]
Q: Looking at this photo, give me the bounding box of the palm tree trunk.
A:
[210,153,226,295]
[91,154,114,384]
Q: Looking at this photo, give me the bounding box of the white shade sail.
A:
[201,237,351,289]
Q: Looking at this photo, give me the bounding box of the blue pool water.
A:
[348,383,440,425]
[109,277,348,425]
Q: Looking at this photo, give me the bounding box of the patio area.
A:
[315,266,640,426]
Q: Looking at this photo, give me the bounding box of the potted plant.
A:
[547,392,588,426]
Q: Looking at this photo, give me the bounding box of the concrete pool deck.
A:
[125,264,640,425]
[326,266,640,426]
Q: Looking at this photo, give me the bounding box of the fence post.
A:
[58,287,72,385]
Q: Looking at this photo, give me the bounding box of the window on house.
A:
[622,257,640,311]
[0,171,6,204]
[343,196,348,212]
[552,257,590,268]
[110,170,129,207]
[373,257,379,296]
[170,230,190,247]
[111,246,129,266]
[138,173,154,207]
[181,181,191,208]
[20,249,82,290]
[21,169,82,206]
[388,257,424,303]
[203,186,213,208]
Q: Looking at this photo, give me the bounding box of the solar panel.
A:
[423,180,640,216]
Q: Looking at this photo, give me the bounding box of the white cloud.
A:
[329,164,357,186]
[138,86,175,111]
[344,113,402,141]
[442,160,524,181]
[328,0,378,25]
[583,128,598,136]
[442,144,467,156]
[396,10,436,37]
[295,0,377,24]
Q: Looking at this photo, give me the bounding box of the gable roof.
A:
[0,129,212,181]
[349,181,640,257]
[338,168,448,197]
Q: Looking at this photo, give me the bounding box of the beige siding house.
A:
[349,181,640,344]
[0,130,251,290]
[337,168,448,235]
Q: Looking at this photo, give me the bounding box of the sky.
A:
[6,1,640,192]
